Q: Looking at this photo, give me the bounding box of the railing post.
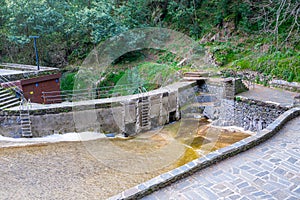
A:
[42,92,45,104]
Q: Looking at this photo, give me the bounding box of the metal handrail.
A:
[41,84,147,104]
[0,75,27,103]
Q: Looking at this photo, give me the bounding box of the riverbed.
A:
[0,118,251,199]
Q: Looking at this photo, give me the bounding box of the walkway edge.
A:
[109,107,300,200]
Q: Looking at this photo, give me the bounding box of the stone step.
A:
[182,77,208,81]
[183,72,209,77]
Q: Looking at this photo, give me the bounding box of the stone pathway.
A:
[239,84,298,107]
[143,116,300,200]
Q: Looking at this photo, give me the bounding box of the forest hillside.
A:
[0,0,299,82]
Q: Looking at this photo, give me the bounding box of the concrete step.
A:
[183,72,209,77]
[0,101,20,110]
[0,92,11,99]
[0,95,16,103]
[182,77,208,81]
[0,89,8,94]
[0,97,19,106]
[22,132,32,137]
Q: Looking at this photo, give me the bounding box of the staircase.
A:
[183,71,209,81]
[0,75,32,137]
[0,87,20,110]
[19,101,32,137]
[140,96,150,130]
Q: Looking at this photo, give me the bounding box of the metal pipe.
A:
[29,36,40,70]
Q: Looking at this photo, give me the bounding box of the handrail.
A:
[0,74,27,104]
[0,75,21,94]
[41,84,147,104]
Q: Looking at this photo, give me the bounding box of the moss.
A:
[175,148,199,167]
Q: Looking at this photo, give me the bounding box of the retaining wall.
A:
[0,81,198,137]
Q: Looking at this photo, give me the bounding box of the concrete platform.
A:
[0,63,59,81]
[238,84,299,107]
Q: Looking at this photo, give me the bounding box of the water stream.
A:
[85,118,251,173]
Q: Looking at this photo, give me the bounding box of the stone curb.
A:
[235,95,292,109]
[108,107,300,200]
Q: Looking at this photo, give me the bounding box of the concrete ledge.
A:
[235,95,292,109]
[6,81,196,116]
[109,107,300,200]
[269,79,300,93]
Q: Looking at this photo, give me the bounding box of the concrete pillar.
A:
[222,78,235,100]
[294,95,300,107]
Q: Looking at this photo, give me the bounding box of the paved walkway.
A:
[239,85,298,107]
[143,116,300,200]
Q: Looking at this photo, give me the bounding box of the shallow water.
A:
[0,117,251,199]
[84,118,251,172]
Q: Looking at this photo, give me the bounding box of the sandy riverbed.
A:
[0,119,251,199]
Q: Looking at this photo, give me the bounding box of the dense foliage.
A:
[0,0,299,81]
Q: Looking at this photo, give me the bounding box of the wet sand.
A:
[0,119,250,199]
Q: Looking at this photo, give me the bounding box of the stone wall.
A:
[1,77,292,137]
[1,82,197,137]
[0,114,22,138]
[203,78,289,132]
[269,79,300,93]
[233,97,289,131]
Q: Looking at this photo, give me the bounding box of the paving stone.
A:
[195,187,219,199]
[143,117,300,200]
[232,167,240,174]
[239,165,251,170]
[183,190,204,200]
[261,183,279,192]
[237,182,249,189]
[142,195,159,200]
[253,178,266,186]
[260,194,276,200]
[286,196,300,200]
[239,170,256,181]
[253,161,262,166]
[271,189,290,199]
[228,194,241,200]
[274,167,287,175]
[239,196,250,200]
[252,191,266,197]
[231,178,243,184]
[269,174,278,182]
[212,184,227,191]
[290,176,300,185]
[293,186,300,194]
[173,180,192,191]
[212,170,224,176]
[278,178,292,187]
[217,189,234,197]
[256,171,270,177]
[240,186,257,194]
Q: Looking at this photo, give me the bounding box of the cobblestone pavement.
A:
[239,85,298,107]
[143,116,300,200]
